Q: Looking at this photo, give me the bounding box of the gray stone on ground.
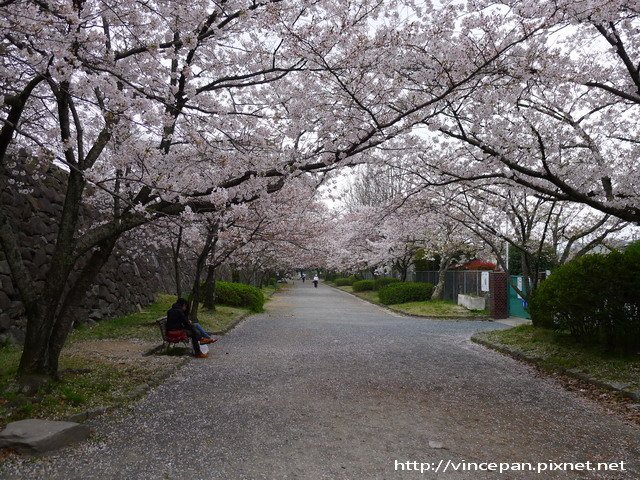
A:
[0,419,91,455]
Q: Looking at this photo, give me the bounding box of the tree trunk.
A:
[203,264,217,311]
[188,228,216,323]
[431,255,452,300]
[45,237,117,378]
[399,263,408,282]
[171,226,183,298]
[15,310,51,392]
[519,251,535,302]
[13,168,87,388]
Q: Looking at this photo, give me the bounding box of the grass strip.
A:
[334,284,487,318]
[472,325,640,394]
[0,288,277,429]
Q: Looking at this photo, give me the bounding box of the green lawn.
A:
[337,285,354,292]
[0,341,173,428]
[390,300,487,318]
[196,304,250,334]
[71,289,275,341]
[0,289,275,428]
[261,285,278,298]
[337,285,485,318]
[70,293,176,342]
[338,286,381,304]
[474,325,640,390]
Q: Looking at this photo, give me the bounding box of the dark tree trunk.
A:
[171,226,183,298]
[16,168,87,387]
[399,263,408,282]
[203,264,217,311]
[45,237,117,377]
[188,228,216,323]
[519,250,535,302]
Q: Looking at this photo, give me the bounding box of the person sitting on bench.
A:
[166,298,211,358]
[183,303,217,345]
[193,322,217,344]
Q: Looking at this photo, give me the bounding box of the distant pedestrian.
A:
[301,272,306,283]
[313,275,319,288]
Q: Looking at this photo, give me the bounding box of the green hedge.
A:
[352,280,375,292]
[373,277,400,291]
[323,272,340,282]
[215,281,265,312]
[334,275,359,287]
[530,242,640,350]
[378,282,434,305]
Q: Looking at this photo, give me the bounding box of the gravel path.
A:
[2,283,639,479]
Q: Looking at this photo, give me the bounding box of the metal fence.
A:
[413,270,488,302]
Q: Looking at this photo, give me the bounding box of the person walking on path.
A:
[166,298,209,358]
[301,272,306,283]
[313,275,319,288]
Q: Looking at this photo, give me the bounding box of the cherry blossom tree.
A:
[420,1,640,222]
[0,0,587,388]
[0,0,425,386]
[184,179,329,316]
[437,182,627,299]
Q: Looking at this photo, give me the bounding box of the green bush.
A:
[530,243,640,350]
[323,272,340,282]
[334,275,359,286]
[215,281,265,312]
[373,277,400,291]
[352,280,375,292]
[378,282,434,305]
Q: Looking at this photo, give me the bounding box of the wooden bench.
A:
[156,318,191,352]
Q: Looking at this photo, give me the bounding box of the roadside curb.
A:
[327,283,490,321]
[471,334,640,402]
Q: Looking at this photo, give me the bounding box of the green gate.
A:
[508,275,531,319]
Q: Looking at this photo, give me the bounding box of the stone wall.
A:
[0,159,194,345]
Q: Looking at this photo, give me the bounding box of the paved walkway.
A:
[2,283,639,479]
[494,317,532,327]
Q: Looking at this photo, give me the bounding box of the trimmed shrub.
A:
[215,281,265,312]
[352,280,375,292]
[529,243,640,350]
[323,272,340,282]
[334,275,359,287]
[378,282,434,305]
[373,277,400,291]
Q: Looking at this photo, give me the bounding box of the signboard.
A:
[516,276,523,299]
[481,271,490,292]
